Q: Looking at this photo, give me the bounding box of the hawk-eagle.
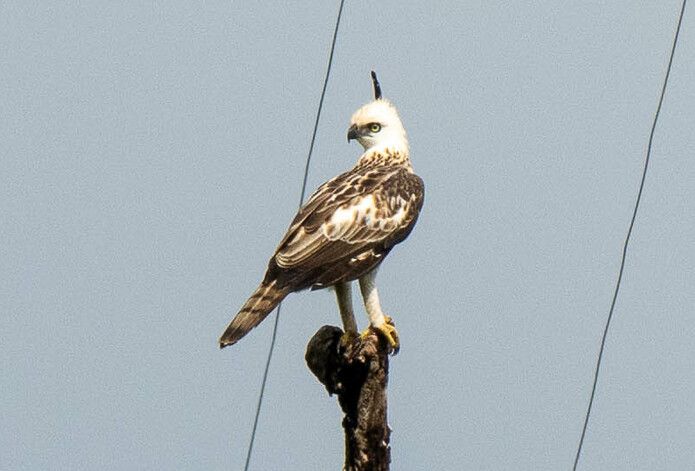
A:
[220,73,424,353]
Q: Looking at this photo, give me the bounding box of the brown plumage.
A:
[219,280,290,347]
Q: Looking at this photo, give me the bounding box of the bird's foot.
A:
[362,316,400,355]
[339,329,359,349]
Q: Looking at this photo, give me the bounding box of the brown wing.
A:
[271,166,424,286]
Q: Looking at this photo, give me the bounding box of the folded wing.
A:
[274,167,424,278]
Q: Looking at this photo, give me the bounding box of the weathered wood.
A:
[306,325,391,471]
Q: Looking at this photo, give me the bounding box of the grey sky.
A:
[2,1,694,470]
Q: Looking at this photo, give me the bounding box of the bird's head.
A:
[347,98,409,153]
[347,72,408,153]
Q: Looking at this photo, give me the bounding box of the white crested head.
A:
[347,99,409,153]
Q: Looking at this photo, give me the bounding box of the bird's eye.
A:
[369,123,381,133]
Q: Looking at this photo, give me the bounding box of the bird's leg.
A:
[335,281,358,346]
[358,269,400,353]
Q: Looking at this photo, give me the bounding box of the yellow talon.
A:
[362,316,400,354]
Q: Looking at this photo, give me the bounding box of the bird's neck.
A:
[356,144,412,170]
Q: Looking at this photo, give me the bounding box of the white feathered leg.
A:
[358,269,387,328]
[335,281,358,334]
[358,269,399,352]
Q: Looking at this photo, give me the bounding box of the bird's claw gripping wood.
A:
[362,316,400,355]
[340,330,359,348]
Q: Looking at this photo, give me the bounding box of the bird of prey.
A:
[219,72,424,353]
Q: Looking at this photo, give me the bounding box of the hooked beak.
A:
[347,124,359,142]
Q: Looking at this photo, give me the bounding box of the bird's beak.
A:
[347,124,359,142]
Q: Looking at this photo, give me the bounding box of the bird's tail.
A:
[219,280,290,349]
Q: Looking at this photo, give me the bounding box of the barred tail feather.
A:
[219,280,289,349]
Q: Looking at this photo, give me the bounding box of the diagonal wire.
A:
[243,1,346,469]
[298,0,347,208]
[572,1,688,469]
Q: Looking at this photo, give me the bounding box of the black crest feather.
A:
[370,71,382,99]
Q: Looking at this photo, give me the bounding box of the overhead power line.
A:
[572,1,688,469]
[242,1,347,470]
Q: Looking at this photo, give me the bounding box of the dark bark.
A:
[305,325,391,471]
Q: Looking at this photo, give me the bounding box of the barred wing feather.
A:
[274,167,424,270]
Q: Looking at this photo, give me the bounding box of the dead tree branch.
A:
[305,325,391,471]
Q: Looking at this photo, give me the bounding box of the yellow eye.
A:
[369,123,381,133]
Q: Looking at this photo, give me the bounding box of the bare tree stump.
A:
[305,325,391,471]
